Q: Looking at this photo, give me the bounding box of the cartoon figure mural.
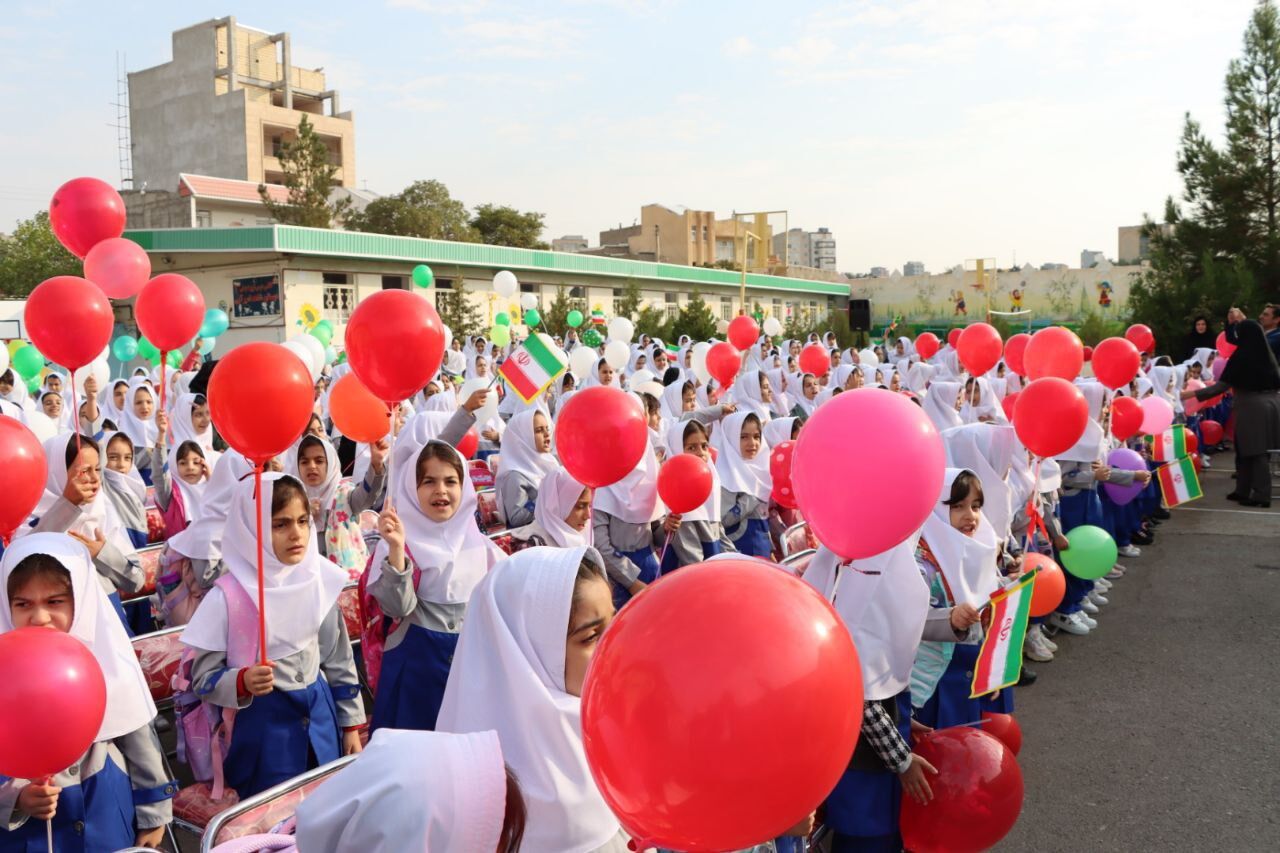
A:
[1096,280,1113,309]
[1010,285,1025,311]
[951,289,968,316]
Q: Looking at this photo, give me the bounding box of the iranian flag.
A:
[1149,427,1187,462]
[1157,456,1203,507]
[498,333,566,403]
[970,572,1035,698]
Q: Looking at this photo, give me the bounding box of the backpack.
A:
[156,548,208,627]
[172,574,258,800]
[357,547,421,697]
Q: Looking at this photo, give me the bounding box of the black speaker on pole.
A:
[849,298,872,331]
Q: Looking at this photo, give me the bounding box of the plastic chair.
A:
[780,522,811,558]
[781,549,816,578]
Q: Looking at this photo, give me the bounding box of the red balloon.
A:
[1200,419,1224,445]
[915,332,940,360]
[1216,330,1236,357]
[1091,336,1141,390]
[84,237,152,300]
[657,452,714,513]
[0,417,47,542]
[1082,345,1093,362]
[1191,451,1202,473]
[328,373,390,444]
[1023,326,1083,381]
[135,274,206,352]
[48,177,125,258]
[345,290,445,403]
[0,627,106,779]
[1110,395,1143,441]
[208,342,315,465]
[899,728,1024,853]
[1183,427,1198,455]
[1003,333,1030,376]
[727,315,760,350]
[957,323,1003,376]
[1013,377,1088,458]
[456,427,479,460]
[582,560,862,852]
[981,712,1023,756]
[706,342,741,388]
[769,440,798,509]
[947,327,962,348]
[1124,323,1154,353]
[1000,391,1019,422]
[24,276,114,371]
[556,386,648,487]
[798,343,830,378]
[1025,552,1065,617]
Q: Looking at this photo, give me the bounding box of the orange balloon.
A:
[329,373,391,444]
[1026,553,1065,617]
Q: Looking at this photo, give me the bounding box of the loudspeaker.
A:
[849,298,872,331]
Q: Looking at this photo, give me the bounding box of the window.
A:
[569,286,585,298]
[721,296,734,322]
[519,282,538,294]
[772,298,783,320]
[381,275,405,290]
[322,272,349,285]
[690,226,697,242]
[323,284,356,324]
[435,278,453,290]
[196,209,212,228]
[665,292,679,320]
[613,287,625,316]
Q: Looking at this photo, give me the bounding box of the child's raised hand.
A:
[18,780,61,820]
[898,753,938,805]
[68,528,107,560]
[244,662,276,697]
[950,602,981,631]
[155,411,169,438]
[369,437,390,473]
[379,506,406,569]
[463,389,490,412]
[720,403,738,415]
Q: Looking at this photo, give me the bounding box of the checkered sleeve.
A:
[862,701,913,774]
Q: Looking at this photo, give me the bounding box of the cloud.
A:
[449,15,585,59]
[722,35,755,58]
[771,36,836,67]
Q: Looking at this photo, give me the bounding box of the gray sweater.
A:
[33,497,143,597]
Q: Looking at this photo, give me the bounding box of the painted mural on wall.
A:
[848,265,1140,327]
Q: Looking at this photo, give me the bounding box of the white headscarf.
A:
[921,468,1001,608]
[923,381,963,432]
[182,474,348,660]
[31,433,135,560]
[437,547,622,853]
[762,416,797,448]
[495,409,557,494]
[713,411,771,501]
[0,533,157,740]
[815,365,854,408]
[1148,364,1181,414]
[732,370,773,422]
[1056,381,1106,463]
[293,435,342,515]
[906,362,935,394]
[169,392,217,460]
[662,419,720,523]
[99,430,149,515]
[166,443,209,525]
[942,423,1017,538]
[99,380,130,429]
[527,468,593,548]
[294,729,507,853]
[660,379,690,421]
[120,377,158,450]
[165,451,254,562]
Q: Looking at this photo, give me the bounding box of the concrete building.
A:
[1117,223,1174,263]
[903,260,926,277]
[128,17,356,194]
[1080,249,1106,269]
[870,266,889,277]
[811,228,837,271]
[123,174,379,229]
[552,235,589,253]
[772,227,838,272]
[598,205,775,269]
[1040,262,1068,271]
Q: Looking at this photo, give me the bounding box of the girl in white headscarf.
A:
[99,430,150,549]
[659,419,734,573]
[715,411,773,558]
[151,407,212,536]
[166,392,219,462]
[495,409,557,529]
[367,433,504,732]
[511,468,594,550]
[293,433,387,580]
[789,373,820,419]
[814,365,857,408]
[0,533,172,850]
[437,546,630,852]
[120,378,159,484]
[922,380,964,432]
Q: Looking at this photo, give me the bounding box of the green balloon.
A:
[524,309,541,327]
[166,350,182,368]
[112,335,139,362]
[495,312,511,326]
[490,324,511,347]
[12,344,44,379]
[1060,525,1117,580]
[26,377,40,394]
[138,337,159,362]
[567,310,584,328]
[310,319,334,347]
[412,264,434,288]
[582,328,602,347]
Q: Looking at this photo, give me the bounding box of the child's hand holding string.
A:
[462,389,490,412]
[155,411,169,443]
[369,437,389,475]
[243,662,276,697]
[18,779,60,820]
[662,513,682,534]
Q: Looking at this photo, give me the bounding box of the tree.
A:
[542,286,585,338]
[435,279,485,338]
[470,204,548,249]
[635,303,672,342]
[615,277,643,320]
[672,289,718,341]
[346,179,477,241]
[258,115,351,227]
[0,211,82,297]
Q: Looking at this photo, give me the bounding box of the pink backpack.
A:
[357,548,421,697]
[173,575,258,800]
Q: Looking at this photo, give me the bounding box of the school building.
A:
[120,225,852,355]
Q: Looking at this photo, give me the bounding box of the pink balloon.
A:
[792,388,944,561]
[1139,396,1174,435]
[1215,331,1236,358]
[84,237,152,299]
[1182,379,1206,415]
[1212,356,1229,381]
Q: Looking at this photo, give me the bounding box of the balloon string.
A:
[254,463,268,666]
[657,530,673,570]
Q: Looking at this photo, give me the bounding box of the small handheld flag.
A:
[1147,427,1188,463]
[1156,456,1202,507]
[970,571,1036,698]
[497,333,567,403]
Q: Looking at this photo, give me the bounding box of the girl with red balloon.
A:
[119,377,160,485]
[714,412,774,559]
[658,420,733,573]
[181,474,364,798]
[0,533,173,850]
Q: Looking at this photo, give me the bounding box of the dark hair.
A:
[682,419,709,445]
[741,412,761,434]
[41,391,60,403]
[192,394,208,409]
[298,434,327,462]
[416,441,464,483]
[106,432,134,454]
[640,393,661,417]
[175,440,205,464]
[944,470,984,507]
[1220,318,1280,391]
[571,555,607,609]
[663,366,683,386]
[790,420,802,440]
[7,553,72,603]
[64,435,100,469]
[0,369,13,385]
[498,765,527,853]
[306,412,324,432]
[270,475,308,516]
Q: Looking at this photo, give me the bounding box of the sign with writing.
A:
[233,275,281,318]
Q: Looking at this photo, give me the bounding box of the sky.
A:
[0,0,1263,273]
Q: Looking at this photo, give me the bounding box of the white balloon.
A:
[282,340,319,382]
[443,324,453,353]
[22,411,57,444]
[73,359,110,398]
[763,317,783,337]
[691,342,712,384]
[627,369,657,391]
[0,344,9,377]
[292,334,326,379]
[608,317,634,343]
[569,346,598,379]
[858,348,879,367]
[460,377,499,424]
[493,270,519,299]
[604,340,629,370]
[520,293,538,311]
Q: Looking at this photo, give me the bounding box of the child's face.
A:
[265,456,284,473]
[895,342,905,355]
[636,356,647,371]
[739,420,762,459]
[42,394,62,418]
[683,430,711,462]
[298,444,328,486]
[684,351,692,368]
[758,376,773,403]
[46,376,62,393]
[191,403,211,432]
[9,576,73,632]
[532,412,552,453]
[417,456,462,522]
[1189,363,1202,378]
[475,358,488,376]
[830,351,840,368]
[653,353,667,371]
[564,575,614,697]
[0,375,12,394]
[133,388,154,419]
[949,485,983,537]
[271,496,311,565]
[113,382,127,410]
[565,488,592,531]
[848,371,863,390]
[177,450,205,484]
[308,417,325,438]
[890,373,901,392]
[106,438,134,473]
[681,386,696,411]
[598,362,614,386]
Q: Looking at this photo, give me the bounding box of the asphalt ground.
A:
[1000,453,1280,852]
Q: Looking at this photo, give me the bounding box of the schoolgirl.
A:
[151,410,211,536]
[181,474,363,798]
[510,469,594,549]
[120,378,159,485]
[99,430,151,549]
[789,373,819,419]
[659,419,734,572]
[367,431,504,732]
[437,546,630,852]
[167,392,219,460]
[0,533,173,850]
[715,411,773,559]
[495,409,557,528]
[923,380,964,432]
[294,433,386,580]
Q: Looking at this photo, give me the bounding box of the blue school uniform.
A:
[611,545,660,609]
[825,690,913,852]
[659,536,721,575]
[726,516,772,559]
[1056,475,1105,614]
[223,681,342,797]
[370,623,458,732]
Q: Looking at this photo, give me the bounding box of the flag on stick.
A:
[970,571,1036,698]
[1156,456,1203,507]
[1148,427,1187,463]
[498,333,566,403]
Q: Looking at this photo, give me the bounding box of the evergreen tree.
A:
[0,211,81,297]
[258,115,351,227]
[615,277,643,319]
[542,286,584,338]
[435,279,485,338]
[635,304,672,342]
[672,289,718,341]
